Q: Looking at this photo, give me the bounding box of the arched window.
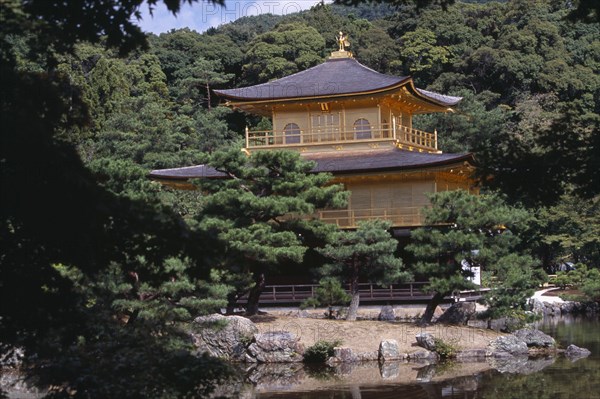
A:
[283,123,301,144]
[354,118,372,139]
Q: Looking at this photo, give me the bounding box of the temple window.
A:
[283,123,301,144]
[354,118,372,139]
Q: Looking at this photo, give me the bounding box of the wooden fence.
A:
[237,282,489,305]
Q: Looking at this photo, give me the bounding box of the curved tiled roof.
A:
[149,149,473,180]
[214,58,461,107]
[415,88,463,107]
[306,148,472,174]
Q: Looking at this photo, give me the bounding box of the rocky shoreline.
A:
[2,309,594,398]
[529,297,600,316]
[191,313,591,365]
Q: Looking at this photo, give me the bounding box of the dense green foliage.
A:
[316,220,410,321]
[2,0,600,395]
[301,277,352,319]
[195,148,348,314]
[303,339,343,363]
[552,264,600,302]
[407,191,544,322]
[432,338,459,359]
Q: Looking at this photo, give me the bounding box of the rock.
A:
[565,344,591,361]
[436,302,476,325]
[284,310,310,318]
[513,329,556,348]
[530,298,598,316]
[489,317,522,333]
[191,314,258,361]
[560,302,576,314]
[378,305,396,321]
[0,344,24,368]
[356,351,379,361]
[0,369,46,399]
[246,331,304,363]
[529,298,545,314]
[409,350,439,362]
[327,347,356,363]
[487,335,529,357]
[467,319,488,329]
[433,306,445,318]
[415,332,437,351]
[378,339,400,361]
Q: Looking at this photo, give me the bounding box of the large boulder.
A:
[378,339,400,361]
[513,329,556,348]
[378,306,396,321]
[328,347,356,363]
[436,302,476,325]
[409,350,439,362]
[415,332,437,351]
[191,314,258,361]
[246,331,304,363]
[486,335,529,357]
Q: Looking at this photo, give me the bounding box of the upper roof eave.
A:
[218,78,461,110]
[214,57,462,109]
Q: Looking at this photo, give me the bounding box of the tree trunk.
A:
[206,81,211,111]
[225,291,240,315]
[418,292,445,325]
[245,271,265,316]
[346,279,360,321]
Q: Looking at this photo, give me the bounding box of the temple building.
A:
[150,36,476,230]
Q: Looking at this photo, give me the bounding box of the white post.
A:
[245,126,249,148]
[392,115,397,140]
[434,129,438,150]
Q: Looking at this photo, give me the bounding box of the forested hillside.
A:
[55,0,599,266]
[1,0,599,396]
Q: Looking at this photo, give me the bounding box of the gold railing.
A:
[394,124,437,150]
[246,123,437,151]
[315,206,426,228]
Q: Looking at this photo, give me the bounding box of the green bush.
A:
[433,338,459,360]
[300,278,351,319]
[303,340,342,363]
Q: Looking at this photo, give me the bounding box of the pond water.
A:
[241,315,600,399]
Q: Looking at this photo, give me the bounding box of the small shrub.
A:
[303,340,342,363]
[300,278,351,319]
[433,338,459,360]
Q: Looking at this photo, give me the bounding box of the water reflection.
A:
[240,315,600,399]
[245,359,533,398]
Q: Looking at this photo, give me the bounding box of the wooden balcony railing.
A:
[316,206,425,228]
[246,123,438,152]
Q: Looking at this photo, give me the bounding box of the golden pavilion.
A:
[150,35,476,229]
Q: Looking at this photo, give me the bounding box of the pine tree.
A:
[407,190,542,324]
[316,220,410,321]
[196,148,348,315]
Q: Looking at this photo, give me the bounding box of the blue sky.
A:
[138,0,325,34]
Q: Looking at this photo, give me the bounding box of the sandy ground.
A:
[250,309,503,354]
[248,289,560,354]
